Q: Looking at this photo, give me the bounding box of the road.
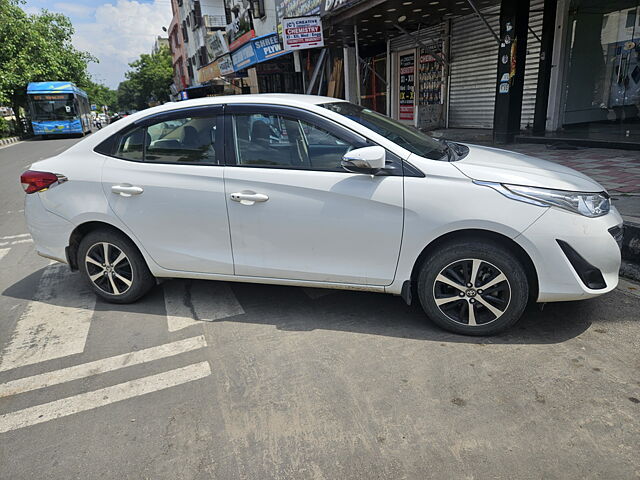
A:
[0,135,639,479]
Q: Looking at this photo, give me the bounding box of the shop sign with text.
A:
[231,42,258,70]
[282,16,324,51]
[253,33,286,62]
[217,54,235,76]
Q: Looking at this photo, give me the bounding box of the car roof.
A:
[148,94,342,113]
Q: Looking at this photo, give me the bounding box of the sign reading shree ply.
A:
[282,16,324,51]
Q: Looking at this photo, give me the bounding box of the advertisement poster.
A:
[282,16,324,51]
[399,52,415,121]
[225,0,255,50]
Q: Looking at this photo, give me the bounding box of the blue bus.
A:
[27,82,92,137]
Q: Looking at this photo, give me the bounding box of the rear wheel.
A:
[77,229,155,303]
[417,240,529,336]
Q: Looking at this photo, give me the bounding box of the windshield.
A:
[29,94,76,121]
[321,102,447,160]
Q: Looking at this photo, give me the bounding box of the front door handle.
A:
[230,191,269,205]
[111,184,144,197]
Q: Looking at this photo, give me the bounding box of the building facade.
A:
[165,0,640,147]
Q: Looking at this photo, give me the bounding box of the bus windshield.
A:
[29,94,76,121]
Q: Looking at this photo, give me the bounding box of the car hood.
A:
[452,144,604,192]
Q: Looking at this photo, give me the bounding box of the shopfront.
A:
[556,0,640,143]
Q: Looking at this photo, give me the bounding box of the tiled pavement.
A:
[505,144,640,194]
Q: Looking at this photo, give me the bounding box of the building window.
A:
[251,0,265,18]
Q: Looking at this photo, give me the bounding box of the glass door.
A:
[562,0,640,141]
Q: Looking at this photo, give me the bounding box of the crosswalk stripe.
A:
[0,335,207,398]
[0,361,211,434]
[0,248,9,262]
[164,280,244,332]
[0,264,95,372]
[0,234,30,240]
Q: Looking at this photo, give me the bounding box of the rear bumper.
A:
[25,194,73,263]
[517,207,623,302]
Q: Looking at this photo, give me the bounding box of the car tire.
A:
[77,229,155,304]
[417,240,529,336]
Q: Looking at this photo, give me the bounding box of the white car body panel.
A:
[224,166,403,285]
[453,144,604,192]
[100,156,233,274]
[23,94,623,308]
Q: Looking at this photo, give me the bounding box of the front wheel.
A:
[417,240,529,336]
[77,229,155,303]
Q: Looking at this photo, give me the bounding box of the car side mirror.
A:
[341,146,386,174]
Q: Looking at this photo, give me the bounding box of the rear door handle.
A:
[230,191,269,205]
[111,184,144,197]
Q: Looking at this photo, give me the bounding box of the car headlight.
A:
[475,181,610,218]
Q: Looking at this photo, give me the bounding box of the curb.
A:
[0,136,21,146]
[621,219,640,282]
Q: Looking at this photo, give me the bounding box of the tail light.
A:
[20,170,67,194]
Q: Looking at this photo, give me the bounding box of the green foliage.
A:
[117,46,173,111]
[0,116,17,138]
[82,79,118,112]
[0,0,95,129]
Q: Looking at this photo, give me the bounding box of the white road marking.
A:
[0,234,30,240]
[10,239,33,245]
[0,248,9,262]
[164,281,244,332]
[0,361,211,434]
[0,264,95,372]
[0,336,207,398]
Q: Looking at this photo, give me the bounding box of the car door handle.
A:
[111,184,144,197]
[230,191,269,205]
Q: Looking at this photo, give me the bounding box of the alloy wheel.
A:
[85,242,133,296]
[432,258,511,326]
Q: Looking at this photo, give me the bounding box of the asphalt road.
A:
[0,135,639,479]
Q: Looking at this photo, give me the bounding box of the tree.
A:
[117,46,173,112]
[82,79,118,112]
[0,0,95,132]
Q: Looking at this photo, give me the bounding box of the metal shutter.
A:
[448,0,543,129]
[390,24,443,52]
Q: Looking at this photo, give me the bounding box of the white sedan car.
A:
[21,95,623,335]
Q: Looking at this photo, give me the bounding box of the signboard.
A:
[31,94,69,100]
[207,30,229,60]
[198,61,222,84]
[231,41,258,70]
[276,0,321,20]
[253,33,285,62]
[90,104,97,111]
[217,53,235,76]
[282,16,324,51]
[225,0,255,50]
[398,52,415,122]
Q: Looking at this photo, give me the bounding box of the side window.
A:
[298,120,353,171]
[232,113,355,171]
[115,127,145,161]
[114,114,218,164]
[146,116,217,164]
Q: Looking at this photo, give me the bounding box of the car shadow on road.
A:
[3,266,615,345]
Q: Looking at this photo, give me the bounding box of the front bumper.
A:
[516,206,623,302]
